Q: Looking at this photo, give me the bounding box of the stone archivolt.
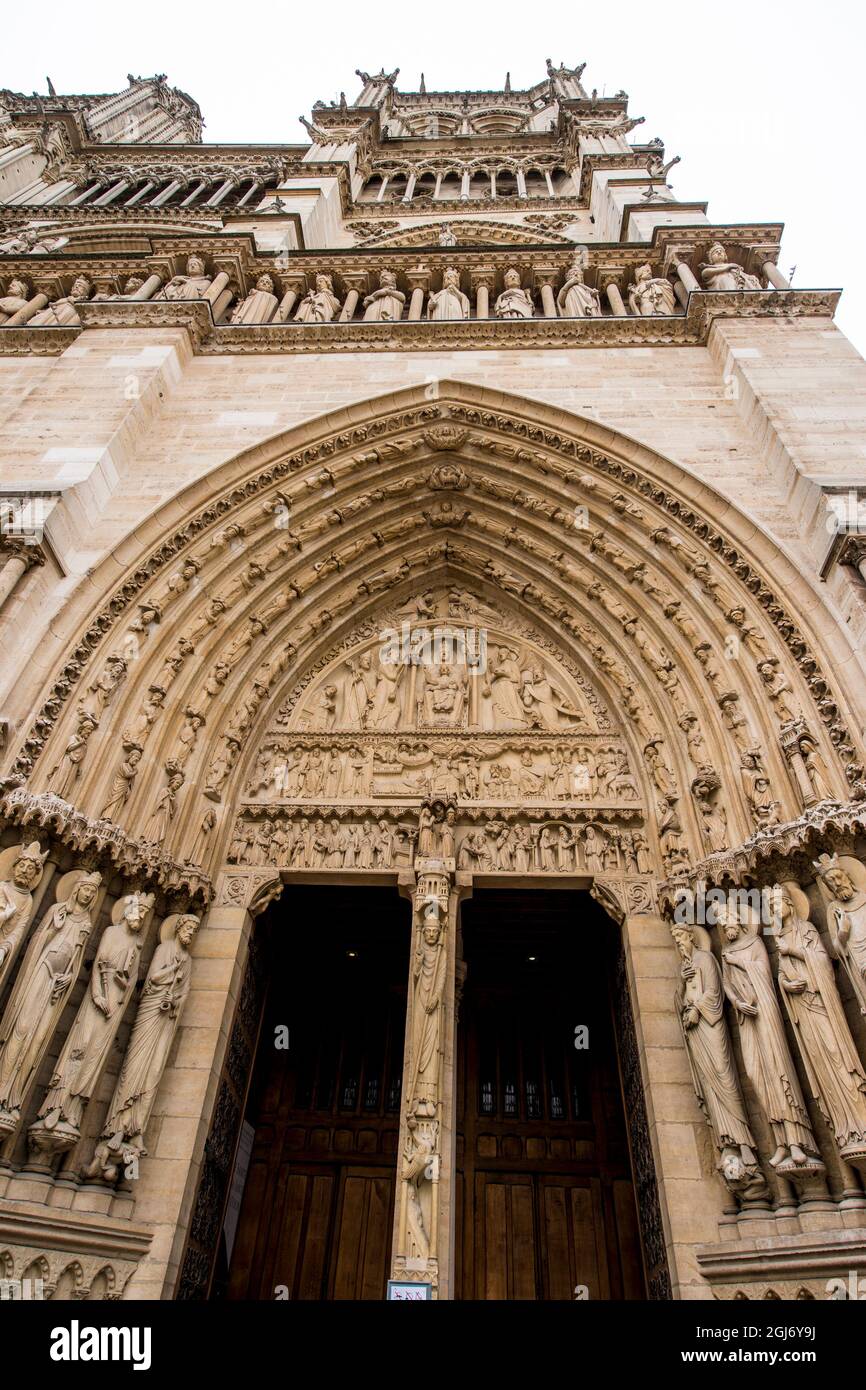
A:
[4,386,857,883]
[0,383,863,1283]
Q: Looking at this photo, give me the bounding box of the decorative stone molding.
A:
[0,785,212,906]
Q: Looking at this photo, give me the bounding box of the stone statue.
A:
[0,870,102,1139]
[142,763,184,844]
[427,267,470,321]
[0,278,33,323]
[99,743,142,821]
[230,273,278,324]
[494,268,534,319]
[30,891,154,1155]
[557,257,601,318]
[671,923,766,1198]
[0,841,49,990]
[295,273,341,323]
[814,853,866,1016]
[485,646,526,726]
[438,224,456,247]
[48,708,99,800]
[155,255,212,301]
[700,243,762,292]
[772,882,866,1170]
[29,275,93,326]
[362,269,405,321]
[717,900,823,1175]
[87,912,200,1182]
[408,898,446,1116]
[627,264,676,317]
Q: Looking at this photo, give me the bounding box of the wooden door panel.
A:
[331,1171,393,1300]
[476,1173,537,1299]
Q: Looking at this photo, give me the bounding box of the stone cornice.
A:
[0,287,831,359]
[0,784,213,906]
[0,289,838,358]
[657,799,866,903]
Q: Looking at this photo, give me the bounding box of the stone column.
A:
[671,258,700,295]
[470,267,495,320]
[763,261,790,290]
[460,170,470,200]
[124,181,157,207]
[130,273,163,301]
[534,270,559,319]
[840,536,866,585]
[516,170,527,198]
[179,179,209,207]
[603,277,628,317]
[406,267,430,321]
[403,173,416,202]
[0,542,41,612]
[389,866,466,1299]
[274,278,306,323]
[4,293,49,326]
[338,273,369,322]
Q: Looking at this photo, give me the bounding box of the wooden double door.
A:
[223,884,646,1300]
[455,890,646,1300]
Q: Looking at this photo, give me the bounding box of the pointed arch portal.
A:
[2,380,862,1301]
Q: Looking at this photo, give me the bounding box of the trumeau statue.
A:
[772,882,866,1170]
[88,912,200,1182]
[427,267,470,320]
[0,841,49,991]
[230,273,278,324]
[155,254,212,301]
[29,274,93,326]
[627,263,676,317]
[0,870,102,1139]
[494,268,534,319]
[30,891,154,1155]
[294,273,341,323]
[700,243,763,292]
[814,853,866,1016]
[671,922,766,1199]
[557,254,601,318]
[363,269,405,321]
[717,900,824,1176]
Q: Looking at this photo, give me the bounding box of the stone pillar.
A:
[206,177,237,208]
[839,536,866,585]
[338,273,368,322]
[604,278,627,317]
[149,178,185,207]
[93,179,132,206]
[470,267,495,320]
[123,181,157,207]
[275,278,306,322]
[4,293,49,326]
[616,909,726,1298]
[68,180,105,206]
[534,270,559,319]
[130,273,163,301]
[403,173,416,202]
[460,170,470,200]
[516,170,527,198]
[406,267,430,321]
[674,281,689,311]
[205,272,231,308]
[672,259,700,294]
[0,542,41,612]
[389,866,466,1299]
[179,179,209,207]
[763,261,790,290]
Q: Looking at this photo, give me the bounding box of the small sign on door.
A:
[387,1280,432,1301]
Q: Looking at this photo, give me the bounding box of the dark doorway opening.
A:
[456,888,646,1300]
[222,885,410,1300]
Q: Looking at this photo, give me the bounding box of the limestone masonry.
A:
[0,60,865,1302]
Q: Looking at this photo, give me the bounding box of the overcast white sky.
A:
[5,0,866,354]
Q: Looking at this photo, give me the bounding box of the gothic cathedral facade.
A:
[0,62,865,1302]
